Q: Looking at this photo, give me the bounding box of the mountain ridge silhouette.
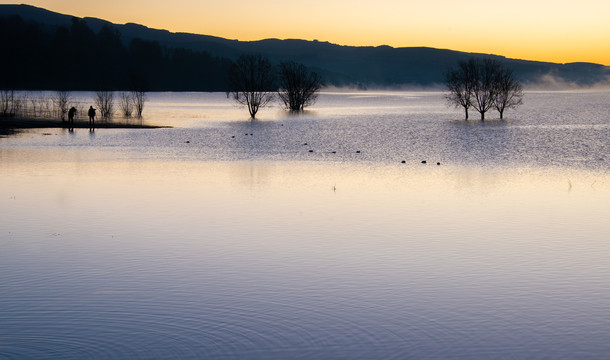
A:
[1,4,608,89]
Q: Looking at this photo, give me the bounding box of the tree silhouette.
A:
[119,92,133,117]
[445,58,522,120]
[444,60,475,120]
[0,89,16,117]
[132,90,146,117]
[493,67,523,119]
[277,61,322,111]
[228,54,275,118]
[471,58,501,121]
[95,90,114,119]
[53,90,70,121]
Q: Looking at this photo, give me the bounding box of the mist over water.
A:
[1,91,609,359]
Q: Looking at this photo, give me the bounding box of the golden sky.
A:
[5,0,610,65]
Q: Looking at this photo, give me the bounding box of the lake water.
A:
[1,91,609,359]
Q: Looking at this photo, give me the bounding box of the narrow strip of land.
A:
[0,118,169,129]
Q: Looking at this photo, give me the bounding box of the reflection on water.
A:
[1,91,609,359]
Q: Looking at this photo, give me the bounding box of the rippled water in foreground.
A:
[1,91,609,359]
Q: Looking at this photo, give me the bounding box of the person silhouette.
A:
[68,107,77,124]
[88,106,96,124]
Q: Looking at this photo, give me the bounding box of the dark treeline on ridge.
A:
[0,15,232,91]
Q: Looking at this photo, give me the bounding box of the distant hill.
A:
[1,4,609,90]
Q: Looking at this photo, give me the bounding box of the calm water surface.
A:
[1,91,609,359]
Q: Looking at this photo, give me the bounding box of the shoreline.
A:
[0,117,170,130]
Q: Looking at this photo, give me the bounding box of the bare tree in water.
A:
[54,90,70,121]
[445,58,522,120]
[119,92,133,117]
[95,91,114,119]
[0,89,16,117]
[228,54,275,118]
[129,72,148,118]
[470,58,502,120]
[493,67,523,119]
[131,90,146,117]
[277,61,322,112]
[445,60,475,120]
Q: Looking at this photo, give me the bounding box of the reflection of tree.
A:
[228,54,275,118]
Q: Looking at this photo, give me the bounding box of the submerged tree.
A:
[445,60,475,120]
[445,58,523,120]
[95,90,114,119]
[131,90,146,117]
[0,89,16,117]
[119,92,133,117]
[470,58,501,121]
[54,90,70,121]
[493,67,523,119]
[277,61,322,111]
[129,71,148,117]
[228,54,275,118]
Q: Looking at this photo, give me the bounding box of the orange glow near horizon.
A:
[6,0,610,65]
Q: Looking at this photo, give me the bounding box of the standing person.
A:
[88,106,96,124]
[68,107,77,124]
